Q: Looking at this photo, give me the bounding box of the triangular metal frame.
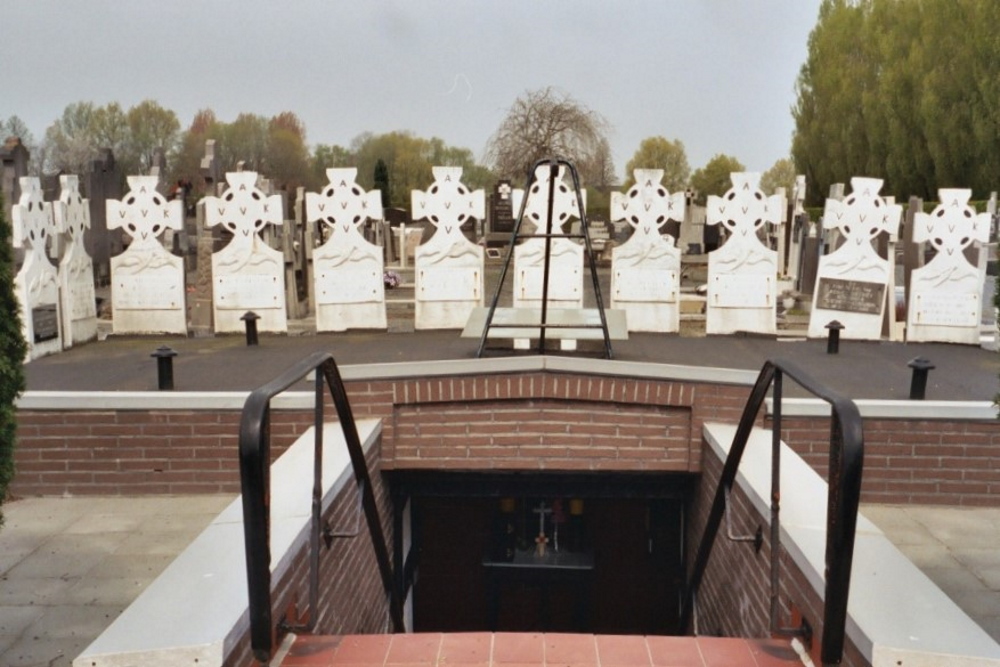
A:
[476,158,613,359]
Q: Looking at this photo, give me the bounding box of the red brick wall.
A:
[349,372,752,474]
[223,439,394,667]
[687,439,870,667]
[770,416,1000,506]
[12,370,996,507]
[12,409,315,496]
[393,399,691,471]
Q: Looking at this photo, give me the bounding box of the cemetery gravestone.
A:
[807,177,901,340]
[1,138,30,221]
[53,175,97,346]
[12,177,61,359]
[87,150,123,286]
[705,172,784,335]
[512,164,586,350]
[107,176,187,335]
[492,180,514,233]
[202,172,287,333]
[786,175,807,282]
[906,189,990,344]
[609,169,686,332]
[306,168,387,331]
[411,167,485,329]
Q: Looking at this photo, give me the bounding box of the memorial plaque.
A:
[31,305,59,342]
[215,274,282,310]
[815,277,885,315]
[69,282,96,320]
[114,274,182,310]
[712,274,772,308]
[613,268,678,302]
[418,267,480,301]
[517,266,581,301]
[316,268,381,304]
[913,292,978,327]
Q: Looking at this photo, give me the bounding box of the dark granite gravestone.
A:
[0,137,30,220]
[86,149,123,285]
[490,180,515,234]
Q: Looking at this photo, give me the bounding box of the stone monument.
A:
[202,172,287,334]
[53,175,97,346]
[512,164,586,350]
[411,166,485,329]
[609,169,686,332]
[12,177,61,359]
[107,176,186,335]
[705,172,784,335]
[305,168,386,331]
[906,189,991,344]
[807,177,901,340]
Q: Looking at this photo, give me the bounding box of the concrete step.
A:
[276,633,804,667]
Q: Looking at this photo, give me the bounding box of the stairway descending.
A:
[277,632,804,667]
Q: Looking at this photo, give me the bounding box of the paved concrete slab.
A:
[0,495,233,667]
[21,327,1000,402]
[862,504,1000,643]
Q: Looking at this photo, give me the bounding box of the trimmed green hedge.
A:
[0,192,27,523]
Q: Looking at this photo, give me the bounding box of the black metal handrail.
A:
[680,358,864,667]
[477,157,614,359]
[239,351,403,664]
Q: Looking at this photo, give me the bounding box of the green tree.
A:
[0,116,33,144]
[690,154,745,205]
[266,111,310,191]
[0,191,27,523]
[170,109,223,195]
[89,103,130,167]
[43,102,98,175]
[220,113,269,172]
[760,157,797,195]
[373,158,391,209]
[0,116,41,176]
[792,0,1000,203]
[485,87,613,186]
[126,100,180,174]
[310,143,353,188]
[622,136,690,192]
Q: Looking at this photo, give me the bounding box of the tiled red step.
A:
[279,632,803,667]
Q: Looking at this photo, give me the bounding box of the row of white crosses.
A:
[100,166,991,345]
[12,176,98,360]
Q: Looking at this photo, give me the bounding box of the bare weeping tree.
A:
[485,87,615,187]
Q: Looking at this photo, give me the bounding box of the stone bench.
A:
[461,307,628,340]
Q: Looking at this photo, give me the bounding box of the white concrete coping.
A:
[703,422,1000,666]
[766,397,997,420]
[16,357,762,411]
[73,418,381,667]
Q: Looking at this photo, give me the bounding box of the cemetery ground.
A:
[5,256,1000,666]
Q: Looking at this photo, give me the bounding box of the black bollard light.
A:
[907,357,935,400]
[241,311,260,347]
[151,345,178,391]
[825,320,845,354]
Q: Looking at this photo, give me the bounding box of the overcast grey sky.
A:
[2,1,821,181]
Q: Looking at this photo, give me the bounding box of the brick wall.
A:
[349,372,751,474]
[770,416,1000,506]
[223,437,393,667]
[686,438,870,667]
[12,409,315,496]
[12,369,996,507]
